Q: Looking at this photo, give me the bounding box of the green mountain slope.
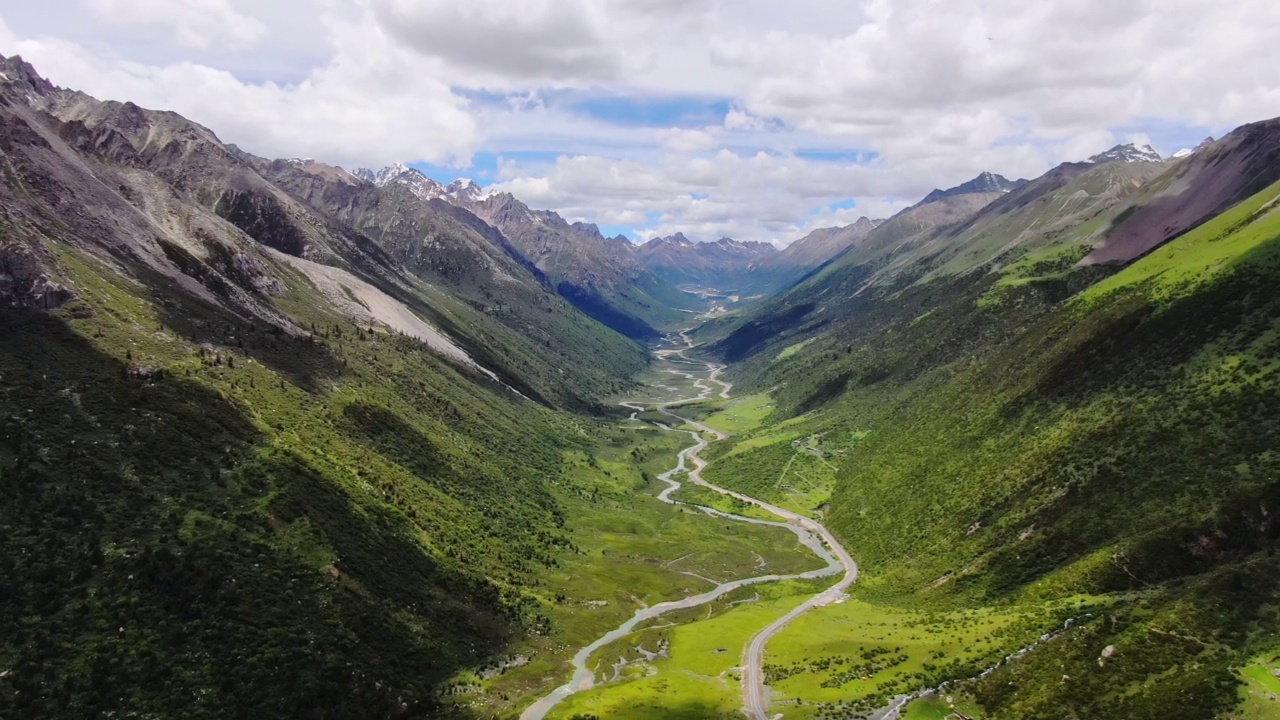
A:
[0,55,650,718]
[698,124,1280,718]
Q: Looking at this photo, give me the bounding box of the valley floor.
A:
[461,330,1086,720]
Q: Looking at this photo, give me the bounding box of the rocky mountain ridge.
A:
[919,171,1028,206]
[634,233,778,290]
[1087,142,1164,164]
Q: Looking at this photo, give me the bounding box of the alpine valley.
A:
[5,51,1280,720]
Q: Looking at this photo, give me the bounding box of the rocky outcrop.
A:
[0,241,73,309]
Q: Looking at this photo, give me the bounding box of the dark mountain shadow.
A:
[714,301,817,363]
[126,251,346,394]
[339,402,462,491]
[0,311,503,718]
[557,282,661,340]
[1017,239,1280,411]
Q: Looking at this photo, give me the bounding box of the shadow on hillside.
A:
[974,250,1280,596]
[339,403,461,489]
[261,449,519,716]
[1019,248,1280,410]
[558,281,661,341]
[124,247,346,394]
[0,311,507,719]
[714,301,817,364]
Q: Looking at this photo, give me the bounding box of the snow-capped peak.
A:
[444,177,491,203]
[351,164,446,201]
[1087,143,1163,164]
[1172,137,1216,160]
[348,165,493,204]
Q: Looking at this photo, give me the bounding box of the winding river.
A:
[519,331,859,720]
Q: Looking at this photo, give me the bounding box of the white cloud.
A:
[1,11,476,167]
[661,128,717,153]
[364,0,721,88]
[367,0,622,85]
[4,0,1280,244]
[712,0,1280,139]
[722,105,790,133]
[488,149,930,245]
[86,0,265,50]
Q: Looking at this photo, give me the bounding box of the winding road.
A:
[520,330,859,720]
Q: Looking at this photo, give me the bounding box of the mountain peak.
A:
[645,233,693,247]
[351,165,495,203]
[920,172,1027,206]
[445,177,491,203]
[1172,137,1216,160]
[0,54,56,98]
[352,164,445,201]
[1088,143,1163,164]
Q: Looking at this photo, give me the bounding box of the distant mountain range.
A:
[919,171,1028,206]
[635,233,777,290]
[347,163,695,338]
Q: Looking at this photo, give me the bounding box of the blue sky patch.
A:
[410,150,564,186]
[567,94,732,128]
[793,148,879,163]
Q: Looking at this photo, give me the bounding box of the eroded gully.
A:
[519,330,859,720]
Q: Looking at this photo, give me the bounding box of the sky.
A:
[2,0,1278,245]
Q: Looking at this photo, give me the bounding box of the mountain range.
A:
[634,233,777,290]
[338,161,696,339]
[6,49,1280,720]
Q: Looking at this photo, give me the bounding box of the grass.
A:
[5,233,705,719]
[1234,649,1280,719]
[1079,178,1280,304]
[698,165,1280,718]
[761,598,1046,719]
[547,581,824,720]
[687,393,775,436]
[901,695,984,719]
[777,339,816,362]
[700,421,855,518]
[473,364,832,714]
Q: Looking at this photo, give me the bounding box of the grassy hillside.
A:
[0,241,578,717]
[0,236,806,718]
[0,56,691,719]
[697,178,1280,717]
